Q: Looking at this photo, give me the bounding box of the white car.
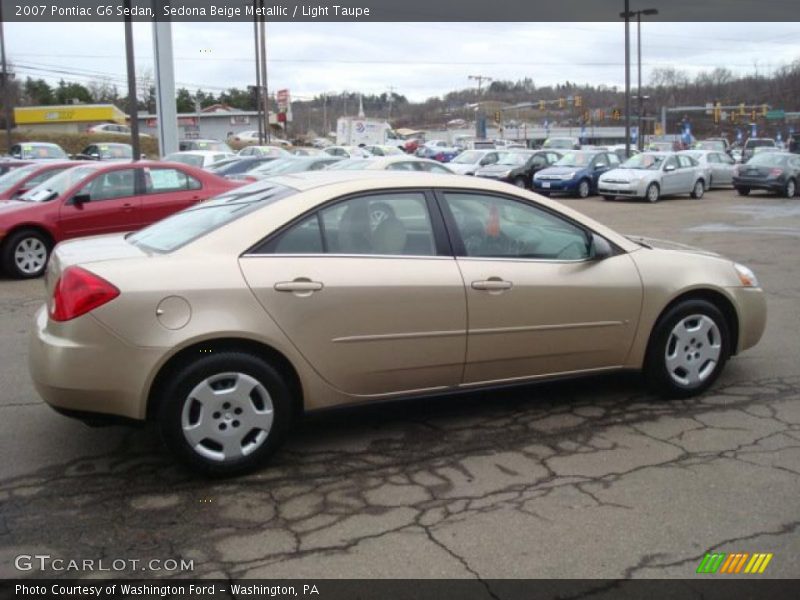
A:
[323,146,372,159]
[447,149,506,175]
[678,150,736,189]
[163,150,237,169]
[598,152,707,203]
[362,145,405,157]
[238,145,291,158]
[325,156,453,173]
[87,123,152,137]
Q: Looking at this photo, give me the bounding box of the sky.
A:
[4,21,799,103]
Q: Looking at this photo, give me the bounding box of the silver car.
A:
[447,149,506,175]
[679,150,736,189]
[598,152,707,203]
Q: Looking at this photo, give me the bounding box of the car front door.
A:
[58,167,143,238]
[439,190,642,384]
[239,190,467,397]
[589,154,611,189]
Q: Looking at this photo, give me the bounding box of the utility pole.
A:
[0,2,12,152]
[622,0,631,157]
[252,2,263,144]
[258,0,269,143]
[123,0,141,160]
[387,85,396,120]
[468,74,493,95]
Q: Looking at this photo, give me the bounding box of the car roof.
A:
[167,150,230,157]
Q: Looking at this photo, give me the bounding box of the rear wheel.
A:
[1,229,50,279]
[784,178,796,198]
[644,299,730,398]
[736,187,751,196]
[513,176,527,189]
[690,180,705,199]
[645,182,660,203]
[157,352,293,475]
[576,179,591,198]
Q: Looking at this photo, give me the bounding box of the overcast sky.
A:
[5,22,799,102]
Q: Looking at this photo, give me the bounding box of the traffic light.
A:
[751,109,757,121]
[598,109,605,121]
[761,104,768,116]
[582,110,590,122]
[739,103,746,116]
[558,97,565,108]
[539,100,545,111]
[713,101,721,124]
[574,95,582,107]
[494,111,501,123]
[612,108,621,121]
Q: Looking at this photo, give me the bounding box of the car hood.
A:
[476,164,516,174]
[600,168,654,181]
[448,163,479,174]
[626,235,721,258]
[0,199,39,217]
[537,166,585,177]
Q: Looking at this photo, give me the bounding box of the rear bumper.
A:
[28,306,159,421]
[732,177,784,192]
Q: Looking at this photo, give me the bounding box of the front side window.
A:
[78,168,137,201]
[444,193,591,260]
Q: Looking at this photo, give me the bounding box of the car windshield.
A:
[554,152,592,167]
[747,153,791,166]
[621,154,665,170]
[451,151,485,164]
[0,164,40,193]
[22,144,67,159]
[497,152,530,166]
[165,153,204,167]
[128,182,296,253]
[746,139,775,149]
[543,139,575,149]
[326,160,371,170]
[192,140,232,152]
[98,145,132,159]
[19,165,97,201]
[694,141,725,152]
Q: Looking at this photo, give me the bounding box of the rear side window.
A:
[145,167,202,193]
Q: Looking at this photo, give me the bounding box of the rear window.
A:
[127,182,295,253]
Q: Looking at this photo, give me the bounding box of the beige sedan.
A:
[29,172,766,474]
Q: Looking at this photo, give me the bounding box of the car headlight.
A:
[561,171,576,180]
[734,263,759,287]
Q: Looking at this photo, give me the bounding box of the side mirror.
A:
[664,164,676,172]
[140,153,147,160]
[90,153,100,159]
[589,233,613,260]
[72,193,91,205]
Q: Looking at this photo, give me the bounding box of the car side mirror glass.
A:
[590,233,613,260]
[72,193,91,205]
[664,164,676,172]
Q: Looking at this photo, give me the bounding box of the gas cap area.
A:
[155,296,192,330]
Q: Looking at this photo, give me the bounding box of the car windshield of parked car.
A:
[99,145,132,159]
[19,165,97,202]
[0,163,39,193]
[164,153,204,167]
[450,151,483,164]
[621,154,665,170]
[694,141,725,152]
[128,183,295,253]
[497,152,530,166]
[748,153,791,167]
[554,152,592,167]
[23,144,67,159]
[745,139,774,148]
[543,139,575,149]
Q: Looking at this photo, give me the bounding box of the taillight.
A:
[435,153,445,161]
[769,168,783,177]
[50,267,120,322]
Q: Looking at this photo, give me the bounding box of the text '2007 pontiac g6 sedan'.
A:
[29,172,766,474]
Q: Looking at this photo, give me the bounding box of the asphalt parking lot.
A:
[1,187,798,580]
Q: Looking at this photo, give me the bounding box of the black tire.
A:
[513,176,527,189]
[690,179,705,199]
[706,176,712,191]
[645,182,660,203]
[538,190,550,197]
[157,352,294,476]
[783,178,796,198]
[576,179,591,198]
[736,187,751,196]
[644,299,731,399]
[602,195,616,201]
[1,228,50,279]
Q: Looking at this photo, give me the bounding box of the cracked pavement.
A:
[0,189,798,580]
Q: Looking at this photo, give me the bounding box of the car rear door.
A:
[139,166,205,224]
[239,189,467,396]
[438,190,642,384]
[58,167,143,238]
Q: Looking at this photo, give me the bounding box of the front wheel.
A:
[576,179,591,198]
[784,178,796,198]
[645,182,660,203]
[736,187,751,196]
[513,176,527,189]
[1,229,50,279]
[157,352,294,475]
[690,180,705,199]
[644,299,730,398]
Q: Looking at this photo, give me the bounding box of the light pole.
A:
[621,6,658,152]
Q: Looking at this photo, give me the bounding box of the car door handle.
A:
[274,279,324,292]
[471,278,513,291]
[122,202,135,212]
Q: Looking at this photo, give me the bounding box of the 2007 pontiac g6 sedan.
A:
[29,172,767,474]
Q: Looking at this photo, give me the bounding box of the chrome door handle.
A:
[471,279,513,291]
[274,279,323,292]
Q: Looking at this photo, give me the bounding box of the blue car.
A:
[532,150,622,198]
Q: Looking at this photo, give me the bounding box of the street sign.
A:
[277,89,290,110]
[765,109,785,120]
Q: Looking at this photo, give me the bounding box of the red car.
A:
[0,160,240,279]
[0,161,84,201]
